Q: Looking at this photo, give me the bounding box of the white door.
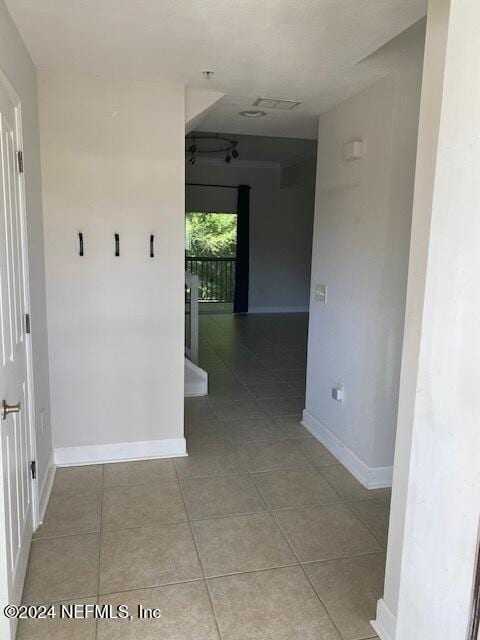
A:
[0,76,35,638]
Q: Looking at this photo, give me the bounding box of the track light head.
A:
[225,154,231,164]
[189,154,196,165]
[231,149,239,159]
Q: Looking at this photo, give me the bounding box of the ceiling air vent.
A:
[253,97,302,111]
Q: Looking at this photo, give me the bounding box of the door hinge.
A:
[30,460,36,480]
[25,313,31,334]
[17,150,24,173]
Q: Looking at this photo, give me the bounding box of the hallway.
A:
[19,314,389,639]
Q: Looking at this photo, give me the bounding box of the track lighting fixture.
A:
[185,135,239,166]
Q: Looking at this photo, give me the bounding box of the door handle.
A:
[1,400,21,420]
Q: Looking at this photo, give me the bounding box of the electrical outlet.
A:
[315,284,327,303]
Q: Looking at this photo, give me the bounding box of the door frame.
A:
[0,67,39,530]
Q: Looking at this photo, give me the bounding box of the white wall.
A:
[379,1,480,637]
[38,72,185,462]
[374,11,448,637]
[304,22,424,484]
[0,1,52,493]
[186,159,315,313]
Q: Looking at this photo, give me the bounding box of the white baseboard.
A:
[38,449,56,523]
[54,437,187,467]
[301,410,393,489]
[185,357,208,397]
[185,386,208,397]
[371,598,396,640]
[248,306,309,314]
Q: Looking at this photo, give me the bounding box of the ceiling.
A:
[187,132,317,166]
[6,0,427,139]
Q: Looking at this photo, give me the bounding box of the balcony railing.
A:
[185,256,236,303]
[185,270,199,363]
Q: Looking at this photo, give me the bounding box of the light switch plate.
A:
[342,139,365,161]
[332,385,344,402]
[315,284,327,303]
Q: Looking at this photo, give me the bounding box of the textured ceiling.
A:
[6,0,427,138]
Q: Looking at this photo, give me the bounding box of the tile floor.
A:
[19,313,388,639]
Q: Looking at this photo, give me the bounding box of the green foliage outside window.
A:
[185,212,237,257]
[185,212,237,303]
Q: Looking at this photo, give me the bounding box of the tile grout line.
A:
[269,508,346,640]
[173,457,225,640]
[342,501,388,550]
[312,467,391,542]
[31,500,386,541]
[97,576,204,599]
[187,419,313,443]
[300,549,387,566]
[209,396,306,417]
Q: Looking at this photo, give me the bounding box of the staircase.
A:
[185,270,208,396]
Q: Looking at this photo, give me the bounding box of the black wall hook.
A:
[114,233,120,257]
[150,234,155,258]
[78,232,84,256]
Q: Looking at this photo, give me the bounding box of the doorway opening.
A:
[185,211,237,314]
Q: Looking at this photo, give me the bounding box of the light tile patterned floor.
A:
[18,313,387,639]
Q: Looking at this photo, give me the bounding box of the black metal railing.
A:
[185,256,236,303]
